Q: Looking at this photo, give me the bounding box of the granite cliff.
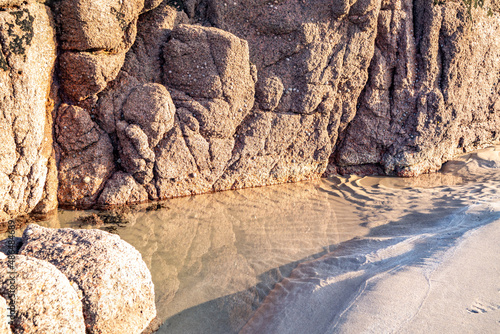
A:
[0,0,499,220]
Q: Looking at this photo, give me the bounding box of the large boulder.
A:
[0,254,86,334]
[0,3,57,221]
[19,224,156,334]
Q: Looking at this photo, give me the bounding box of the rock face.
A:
[200,0,380,189]
[98,171,149,206]
[336,0,500,176]
[19,224,156,334]
[0,0,500,214]
[0,3,58,221]
[0,254,86,334]
[56,103,115,208]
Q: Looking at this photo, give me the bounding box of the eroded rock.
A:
[189,0,380,188]
[19,224,156,334]
[336,0,500,176]
[121,2,189,84]
[56,104,115,208]
[0,3,57,221]
[98,171,149,206]
[58,0,144,52]
[59,51,126,102]
[163,24,255,138]
[0,254,86,334]
[117,121,155,184]
[122,83,176,147]
[255,75,284,111]
[2,0,498,216]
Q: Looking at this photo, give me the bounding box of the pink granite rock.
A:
[56,104,115,208]
[58,0,144,52]
[59,51,126,102]
[19,224,156,334]
[1,0,500,216]
[0,254,86,334]
[335,0,500,176]
[0,3,57,221]
[97,171,149,206]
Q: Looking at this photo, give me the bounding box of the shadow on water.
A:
[157,200,499,333]
[40,146,500,334]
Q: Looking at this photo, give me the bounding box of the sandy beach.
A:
[42,146,500,334]
[241,209,500,334]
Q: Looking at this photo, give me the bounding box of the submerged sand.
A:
[36,146,500,333]
[241,205,500,334]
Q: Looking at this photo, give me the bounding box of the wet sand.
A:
[241,204,500,334]
[31,146,500,333]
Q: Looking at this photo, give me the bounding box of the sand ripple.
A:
[46,146,500,333]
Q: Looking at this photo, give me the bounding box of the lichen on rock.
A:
[0,0,499,215]
[0,3,57,221]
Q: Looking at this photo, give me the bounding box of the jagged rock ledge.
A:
[0,224,156,333]
[0,0,499,220]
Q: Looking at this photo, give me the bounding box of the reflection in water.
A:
[37,146,500,333]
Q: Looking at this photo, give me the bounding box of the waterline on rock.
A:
[30,146,500,333]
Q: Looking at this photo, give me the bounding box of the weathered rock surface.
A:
[116,83,176,185]
[201,0,379,189]
[90,17,257,202]
[19,224,156,334]
[98,171,149,206]
[336,0,500,176]
[56,104,115,208]
[0,294,11,334]
[59,51,126,102]
[58,0,144,52]
[0,254,86,333]
[49,0,500,208]
[156,23,255,197]
[1,0,500,215]
[0,3,57,221]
